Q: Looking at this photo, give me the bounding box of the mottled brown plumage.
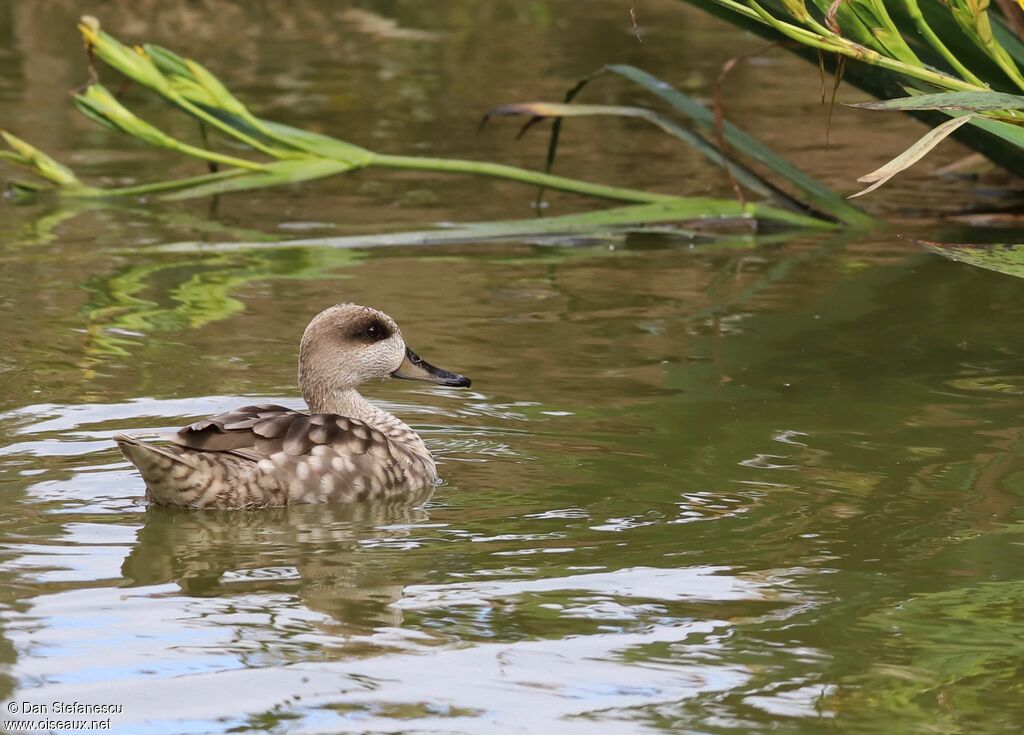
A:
[115,304,471,509]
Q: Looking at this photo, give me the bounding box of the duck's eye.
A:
[349,318,390,342]
[359,321,391,342]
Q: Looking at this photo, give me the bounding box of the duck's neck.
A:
[307,387,429,455]
[309,387,380,425]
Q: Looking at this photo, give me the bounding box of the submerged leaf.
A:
[850,114,977,197]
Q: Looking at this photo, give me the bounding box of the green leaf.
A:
[916,240,1024,278]
[184,59,250,117]
[852,91,1024,111]
[819,0,921,65]
[78,19,171,95]
[159,158,355,200]
[253,119,376,166]
[677,0,1024,176]
[0,131,82,186]
[483,102,807,210]
[142,43,193,78]
[74,84,181,149]
[570,64,876,226]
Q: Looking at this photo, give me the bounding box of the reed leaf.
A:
[0,131,82,187]
[850,114,977,196]
[482,102,807,211]
[948,0,1024,90]
[0,17,848,232]
[917,240,1024,278]
[851,90,1024,110]
[158,199,835,254]
[159,159,356,200]
[677,0,1024,186]
[534,64,875,226]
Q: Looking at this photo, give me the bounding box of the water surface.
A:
[1,2,1023,733]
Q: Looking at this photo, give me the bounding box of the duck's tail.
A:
[114,433,203,507]
[114,434,278,509]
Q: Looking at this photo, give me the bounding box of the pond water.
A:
[1,1,1023,733]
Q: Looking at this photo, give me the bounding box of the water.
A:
[2,2,1023,733]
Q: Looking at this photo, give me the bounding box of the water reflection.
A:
[2,231,1024,731]
[124,499,434,637]
[3,0,1024,732]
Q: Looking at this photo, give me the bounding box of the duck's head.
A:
[298,304,471,399]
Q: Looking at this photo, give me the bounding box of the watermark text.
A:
[4,701,123,732]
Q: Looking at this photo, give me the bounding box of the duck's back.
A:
[116,405,435,509]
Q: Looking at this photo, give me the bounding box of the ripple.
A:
[393,566,775,611]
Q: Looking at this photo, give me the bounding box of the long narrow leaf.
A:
[160,158,354,200]
[850,114,977,197]
[678,0,1024,176]
[158,198,834,254]
[596,64,875,225]
[917,240,1024,279]
[852,90,1024,110]
[483,102,808,210]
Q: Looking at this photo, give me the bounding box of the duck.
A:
[114,303,471,510]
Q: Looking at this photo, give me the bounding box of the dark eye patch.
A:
[348,317,392,343]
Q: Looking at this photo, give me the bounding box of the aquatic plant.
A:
[679,0,1024,193]
[0,17,867,230]
[486,63,874,225]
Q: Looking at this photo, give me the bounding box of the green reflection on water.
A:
[80,247,365,353]
[1,1,1024,733]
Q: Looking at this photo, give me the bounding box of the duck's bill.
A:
[392,347,471,388]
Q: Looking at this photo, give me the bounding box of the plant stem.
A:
[743,0,985,92]
[903,0,986,86]
[60,168,246,197]
[173,141,267,171]
[370,153,681,204]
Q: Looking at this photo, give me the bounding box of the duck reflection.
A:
[121,486,436,640]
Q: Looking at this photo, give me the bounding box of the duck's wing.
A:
[172,404,395,462]
[118,405,425,509]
